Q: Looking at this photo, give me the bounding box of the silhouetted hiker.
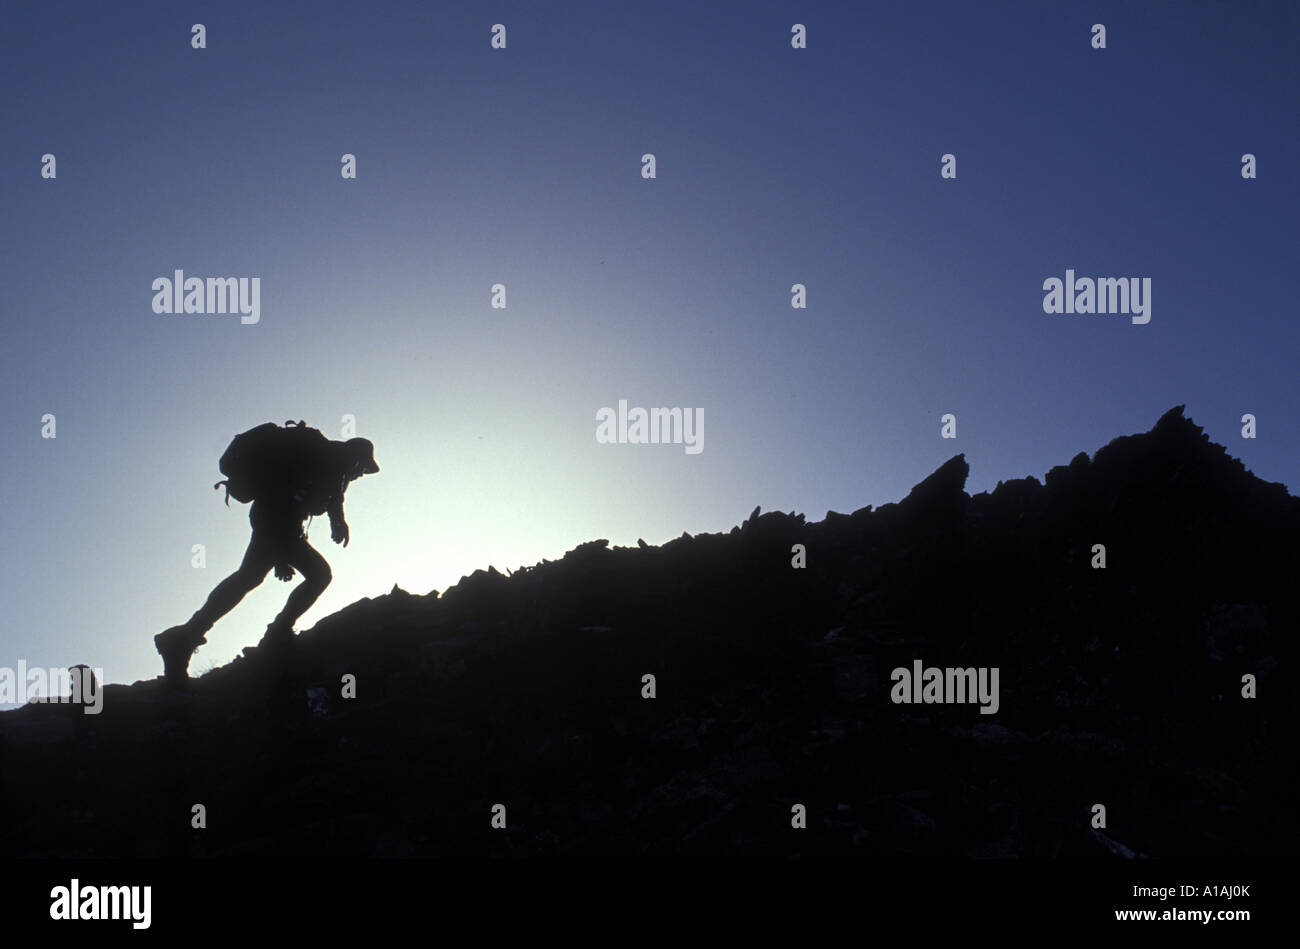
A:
[155,420,379,681]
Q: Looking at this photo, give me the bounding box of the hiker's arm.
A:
[328,496,349,547]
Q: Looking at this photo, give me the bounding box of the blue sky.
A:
[1,0,1296,693]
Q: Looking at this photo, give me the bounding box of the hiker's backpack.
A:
[213,420,330,506]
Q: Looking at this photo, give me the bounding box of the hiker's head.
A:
[343,437,380,479]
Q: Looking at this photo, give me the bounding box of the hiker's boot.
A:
[245,619,295,658]
[155,623,207,683]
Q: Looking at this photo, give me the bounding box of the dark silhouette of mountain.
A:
[2,406,1295,858]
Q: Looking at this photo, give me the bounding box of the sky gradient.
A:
[2,0,1296,693]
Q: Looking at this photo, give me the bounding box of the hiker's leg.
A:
[271,537,332,629]
[187,536,277,634]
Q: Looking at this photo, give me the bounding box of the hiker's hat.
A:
[345,437,380,474]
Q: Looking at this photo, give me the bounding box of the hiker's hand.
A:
[274,563,295,581]
[332,521,350,547]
